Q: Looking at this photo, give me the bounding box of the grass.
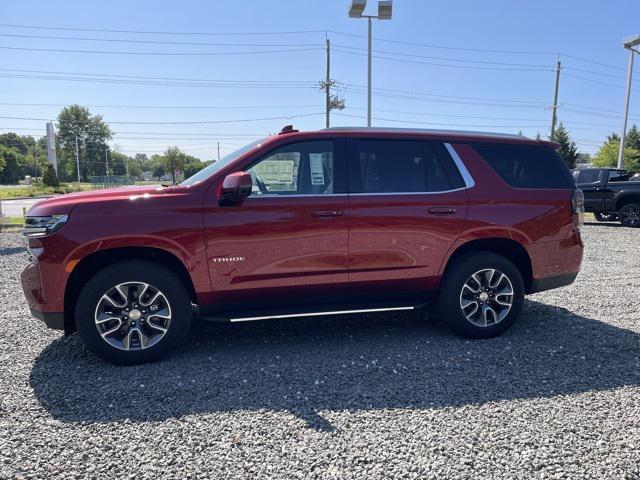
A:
[0,183,94,200]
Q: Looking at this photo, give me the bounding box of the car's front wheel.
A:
[75,261,192,365]
[437,252,525,338]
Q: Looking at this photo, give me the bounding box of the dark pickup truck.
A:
[573,168,640,227]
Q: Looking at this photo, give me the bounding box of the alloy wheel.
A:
[94,281,172,351]
[621,205,640,227]
[459,269,514,327]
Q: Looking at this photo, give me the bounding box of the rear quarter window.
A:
[472,142,575,189]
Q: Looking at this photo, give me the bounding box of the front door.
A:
[346,137,469,300]
[576,169,605,212]
[202,139,349,312]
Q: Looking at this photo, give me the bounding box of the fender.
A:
[437,226,531,281]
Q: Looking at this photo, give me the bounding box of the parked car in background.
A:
[573,167,640,227]
[21,127,584,364]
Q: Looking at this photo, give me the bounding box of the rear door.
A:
[346,137,469,299]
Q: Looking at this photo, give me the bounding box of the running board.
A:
[201,302,426,324]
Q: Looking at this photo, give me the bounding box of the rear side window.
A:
[472,143,575,189]
[349,139,464,193]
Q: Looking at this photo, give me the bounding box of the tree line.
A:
[2,104,640,186]
[0,105,214,185]
[551,122,640,172]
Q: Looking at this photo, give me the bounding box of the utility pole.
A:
[105,148,109,177]
[75,136,81,190]
[550,60,561,138]
[217,142,220,161]
[325,37,331,128]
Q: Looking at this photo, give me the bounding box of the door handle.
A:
[311,210,343,218]
[428,207,457,215]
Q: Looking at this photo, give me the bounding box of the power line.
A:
[333,112,548,129]
[0,23,324,36]
[0,112,324,124]
[333,44,552,68]
[0,68,315,84]
[562,72,640,92]
[332,48,553,72]
[0,45,323,56]
[0,33,321,47]
[564,66,640,83]
[0,102,323,110]
[328,30,555,55]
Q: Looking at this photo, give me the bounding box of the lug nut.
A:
[122,316,128,320]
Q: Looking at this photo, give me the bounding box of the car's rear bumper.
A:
[525,230,583,294]
[528,271,579,294]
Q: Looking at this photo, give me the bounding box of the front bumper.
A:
[30,308,65,330]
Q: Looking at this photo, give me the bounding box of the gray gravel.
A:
[1,222,639,479]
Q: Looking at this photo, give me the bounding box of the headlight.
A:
[22,214,69,236]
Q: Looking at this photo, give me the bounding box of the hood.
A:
[27,185,167,216]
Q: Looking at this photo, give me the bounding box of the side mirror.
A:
[220,171,252,205]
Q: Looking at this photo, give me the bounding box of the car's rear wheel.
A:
[75,261,192,365]
[437,252,525,338]
[594,211,617,222]
[619,203,640,228]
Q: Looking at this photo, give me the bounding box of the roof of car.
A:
[322,126,528,141]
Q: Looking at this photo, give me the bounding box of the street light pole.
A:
[367,16,372,127]
[618,35,640,169]
[348,1,392,127]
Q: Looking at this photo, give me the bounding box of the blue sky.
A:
[1,0,639,159]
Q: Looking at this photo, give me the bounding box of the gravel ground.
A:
[1,223,639,479]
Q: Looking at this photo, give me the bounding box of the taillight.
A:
[571,189,584,231]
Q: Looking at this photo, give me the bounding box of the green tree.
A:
[0,145,28,184]
[42,163,60,187]
[625,124,640,150]
[550,123,579,169]
[606,132,620,144]
[162,147,187,184]
[56,105,112,182]
[592,138,640,173]
[150,154,166,180]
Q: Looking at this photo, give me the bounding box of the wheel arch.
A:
[63,246,197,334]
[440,238,533,293]
[615,193,640,211]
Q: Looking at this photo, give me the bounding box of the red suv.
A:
[21,127,584,364]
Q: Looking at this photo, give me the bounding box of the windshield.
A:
[180,138,266,187]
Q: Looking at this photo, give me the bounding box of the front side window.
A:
[577,169,601,184]
[248,141,334,195]
[349,139,459,193]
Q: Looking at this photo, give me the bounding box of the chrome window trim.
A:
[444,143,475,189]
[246,193,348,199]
[349,188,467,196]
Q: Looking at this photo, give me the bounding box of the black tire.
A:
[437,252,525,338]
[75,261,192,365]
[619,203,640,228]
[594,211,617,222]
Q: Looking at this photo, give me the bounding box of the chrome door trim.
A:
[444,142,476,189]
